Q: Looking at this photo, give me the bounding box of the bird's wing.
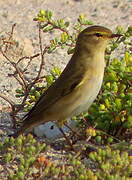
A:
[24,59,84,120]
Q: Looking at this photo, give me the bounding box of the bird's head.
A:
[76,25,122,53]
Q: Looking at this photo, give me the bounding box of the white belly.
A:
[70,75,103,117]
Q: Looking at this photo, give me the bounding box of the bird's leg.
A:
[58,127,74,150]
[55,121,74,150]
[56,118,77,150]
[64,123,80,137]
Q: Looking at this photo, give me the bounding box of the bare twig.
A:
[4,23,16,53]
[0,94,17,126]
[0,94,15,107]
[0,22,49,127]
[34,23,46,80]
[17,53,40,65]
[0,48,27,90]
[7,24,48,116]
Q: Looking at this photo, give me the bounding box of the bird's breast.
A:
[70,70,104,117]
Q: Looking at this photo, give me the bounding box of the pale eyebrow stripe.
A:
[84,31,110,35]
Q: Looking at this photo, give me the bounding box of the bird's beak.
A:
[110,34,123,38]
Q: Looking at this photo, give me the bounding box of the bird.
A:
[11,25,121,137]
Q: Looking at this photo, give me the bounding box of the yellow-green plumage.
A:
[12,25,121,137]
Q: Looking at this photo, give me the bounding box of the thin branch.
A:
[48,20,69,34]
[0,94,17,125]
[0,94,15,107]
[0,22,49,126]
[32,23,47,83]
[0,48,27,90]
[17,24,47,109]
[16,53,40,65]
[4,23,16,52]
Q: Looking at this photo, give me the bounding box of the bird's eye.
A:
[95,33,103,37]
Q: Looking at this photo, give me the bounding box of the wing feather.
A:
[24,58,84,120]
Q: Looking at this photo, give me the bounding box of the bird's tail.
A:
[8,115,42,138]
